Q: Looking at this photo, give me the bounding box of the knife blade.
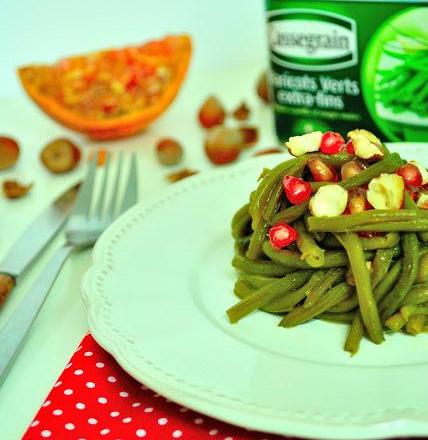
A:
[0,184,78,304]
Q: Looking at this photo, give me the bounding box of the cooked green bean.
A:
[418,232,428,243]
[319,312,355,324]
[263,159,307,221]
[263,271,325,313]
[238,273,278,289]
[263,240,375,269]
[279,282,353,327]
[346,219,428,233]
[385,313,407,332]
[227,271,313,323]
[400,304,428,320]
[304,267,346,308]
[406,314,426,335]
[379,232,419,321]
[307,210,419,232]
[246,222,269,260]
[231,203,251,240]
[270,202,309,225]
[321,232,400,250]
[335,233,384,344]
[233,280,254,300]
[371,248,395,288]
[232,255,295,277]
[344,314,365,356]
[294,220,325,268]
[417,250,428,283]
[403,284,428,305]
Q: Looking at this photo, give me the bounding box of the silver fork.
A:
[0,152,138,380]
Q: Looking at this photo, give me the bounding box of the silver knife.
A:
[0,184,78,306]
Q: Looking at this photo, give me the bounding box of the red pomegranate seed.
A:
[198,96,226,129]
[396,163,423,188]
[268,223,298,249]
[320,132,345,154]
[346,141,355,155]
[282,175,312,205]
[341,160,364,180]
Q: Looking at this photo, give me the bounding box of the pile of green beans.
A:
[376,38,428,118]
[227,150,428,355]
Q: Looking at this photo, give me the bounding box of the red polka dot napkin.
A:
[23,334,288,440]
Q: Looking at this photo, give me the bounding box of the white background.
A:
[0,1,276,438]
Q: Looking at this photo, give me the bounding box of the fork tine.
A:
[118,153,138,216]
[72,156,98,217]
[94,152,111,218]
[105,151,124,217]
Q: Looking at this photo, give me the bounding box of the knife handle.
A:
[0,274,15,307]
[0,244,74,381]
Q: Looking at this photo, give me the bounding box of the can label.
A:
[266,1,428,143]
[268,9,358,71]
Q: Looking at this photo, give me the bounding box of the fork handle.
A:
[0,244,74,381]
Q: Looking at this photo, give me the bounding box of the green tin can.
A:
[266,0,428,142]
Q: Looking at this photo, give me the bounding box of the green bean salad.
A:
[227,129,428,355]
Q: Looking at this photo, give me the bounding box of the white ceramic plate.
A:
[82,143,428,440]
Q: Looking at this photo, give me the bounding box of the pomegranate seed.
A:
[396,163,423,188]
[319,132,344,154]
[341,160,364,180]
[256,71,270,103]
[166,168,198,183]
[282,175,312,205]
[198,96,225,129]
[156,138,183,166]
[308,157,338,182]
[268,223,298,249]
[204,126,242,165]
[0,136,20,170]
[346,141,355,155]
[3,180,33,199]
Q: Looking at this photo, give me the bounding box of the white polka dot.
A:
[119,391,129,397]
[209,429,218,436]
[96,362,105,368]
[65,362,72,369]
[194,417,204,425]
[84,351,93,357]
[52,409,63,416]
[144,407,153,413]
[224,437,233,440]
[140,385,148,390]
[41,430,51,438]
[132,402,141,408]
[86,381,96,389]
[179,407,188,413]
[76,345,82,352]
[100,428,110,435]
[107,376,117,383]
[172,430,182,438]
[54,380,62,388]
[153,393,160,398]
[158,417,168,425]
[65,423,75,431]
[122,417,132,423]
[76,402,85,410]
[98,397,107,404]
[64,388,73,395]
[30,420,39,428]
[74,369,84,375]
[42,400,51,407]
[110,411,120,417]
[88,418,98,425]
[136,429,147,438]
